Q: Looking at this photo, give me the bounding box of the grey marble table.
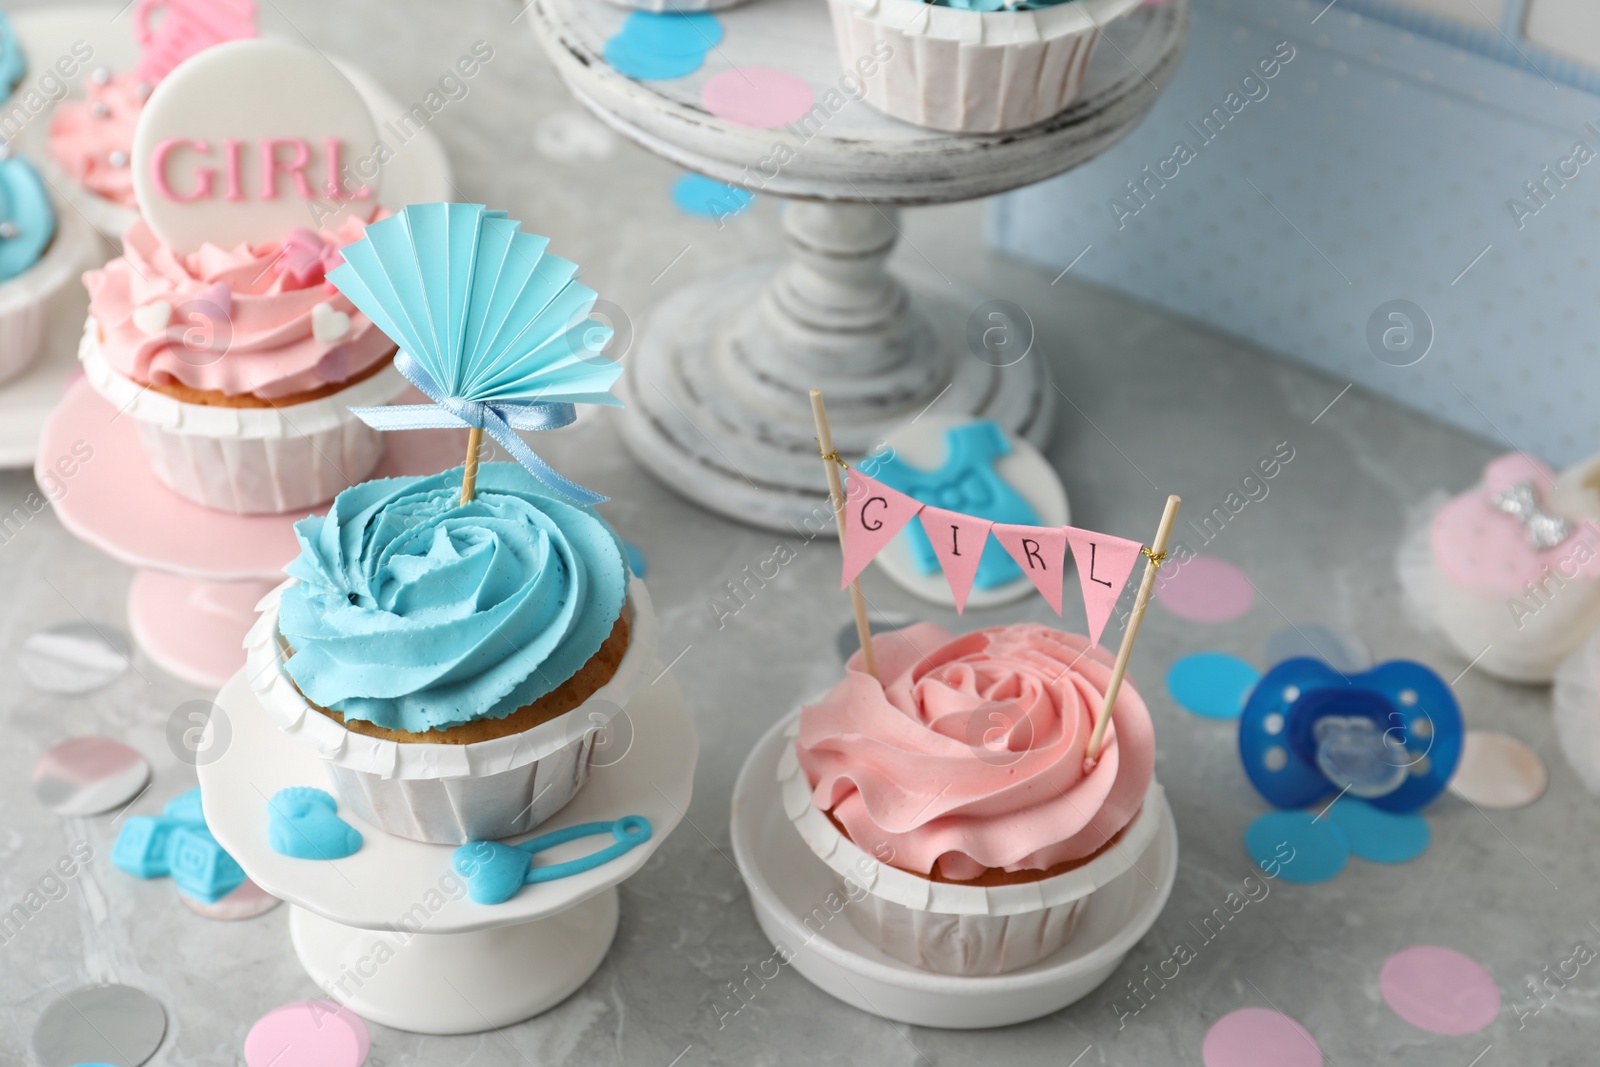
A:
[1,1,1589,1064]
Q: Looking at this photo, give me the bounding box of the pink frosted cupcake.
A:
[79,214,406,513]
[46,68,145,240]
[780,622,1162,975]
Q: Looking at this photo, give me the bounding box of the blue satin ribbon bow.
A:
[349,351,606,507]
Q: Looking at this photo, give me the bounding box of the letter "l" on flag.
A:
[841,470,924,588]
[1064,528,1144,645]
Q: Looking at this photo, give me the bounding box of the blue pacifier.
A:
[1239,658,1462,813]
[453,816,653,905]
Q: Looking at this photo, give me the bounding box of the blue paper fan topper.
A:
[328,203,621,505]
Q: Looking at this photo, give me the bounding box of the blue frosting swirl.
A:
[279,463,629,734]
[0,11,24,98]
[0,154,54,284]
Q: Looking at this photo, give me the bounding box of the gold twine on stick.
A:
[1084,494,1183,765]
[810,390,878,681]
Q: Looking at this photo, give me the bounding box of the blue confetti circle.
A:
[603,12,722,81]
[1244,810,1349,884]
[671,173,753,220]
[1168,652,1260,719]
[1325,798,1431,863]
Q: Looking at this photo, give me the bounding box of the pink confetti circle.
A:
[1156,555,1255,623]
[244,1000,369,1067]
[701,67,814,129]
[1203,1008,1323,1067]
[1380,946,1501,1035]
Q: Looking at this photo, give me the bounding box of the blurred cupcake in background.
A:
[0,148,92,383]
[45,0,257,241]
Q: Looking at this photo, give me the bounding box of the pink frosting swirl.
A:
[796,622,1155,881]
[47,71,144,208]
[84,215,396,399]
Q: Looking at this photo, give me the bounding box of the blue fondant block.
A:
[161,787,207,827]
[863,420,1040,590]
[166,826,246,904]
[112,817,176,879]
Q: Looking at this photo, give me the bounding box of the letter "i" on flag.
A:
[918,505,995,613]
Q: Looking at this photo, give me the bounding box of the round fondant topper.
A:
[131,38,380,254]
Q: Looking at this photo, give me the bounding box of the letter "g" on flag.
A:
[841,470,924,588]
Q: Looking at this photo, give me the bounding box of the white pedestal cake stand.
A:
[198,666,698,1035]
[730,711,1177,1028]
[527,0,1188,531]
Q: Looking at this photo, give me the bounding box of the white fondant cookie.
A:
[131,38,380,253]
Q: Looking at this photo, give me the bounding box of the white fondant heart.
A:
[132,301,172,336]
[311,302,351,344]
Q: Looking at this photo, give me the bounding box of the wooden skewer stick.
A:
[460,426,484,505]
[1085,494,1182,765]
[810,389,879,681]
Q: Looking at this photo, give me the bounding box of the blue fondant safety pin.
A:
[453,816,652,905]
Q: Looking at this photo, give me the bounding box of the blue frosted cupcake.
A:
[0,149,90,383]
[245,462,657,843]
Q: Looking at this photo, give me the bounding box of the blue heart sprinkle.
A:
[1168,652,1260,719]
[268,787,363,861]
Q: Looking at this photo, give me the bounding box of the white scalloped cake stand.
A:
[527,0,1188,531]
[730,710,1177,1028]
[198,664,698,1035]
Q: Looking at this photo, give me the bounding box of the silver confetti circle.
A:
[1265,624,1372,675]
[179,878,282,921]
[20,622,131,694]
[32,984,166,1067]
[32,736,150,817]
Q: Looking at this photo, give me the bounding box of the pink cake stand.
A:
[39,378,465,688]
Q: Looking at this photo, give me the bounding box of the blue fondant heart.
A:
[268,787,363,861]
[453,840,532,905]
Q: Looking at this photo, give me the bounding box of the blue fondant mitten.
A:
[268,787,363,861]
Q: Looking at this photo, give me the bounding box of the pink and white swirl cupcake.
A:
[780,621,1162,975]
[45,68,145,241]
[79,215,406,513]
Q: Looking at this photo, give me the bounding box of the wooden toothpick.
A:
[1085,494,1182,765]
[460,426,484,505]
[810,389,878,681]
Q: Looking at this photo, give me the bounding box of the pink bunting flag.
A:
[1064,528,1144,645]
[919,506,996,613]
[841,470,924,589]
[992,523,1069,615]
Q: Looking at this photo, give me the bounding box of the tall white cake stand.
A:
[198,666,698,1035]
[527,0,1188,531]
